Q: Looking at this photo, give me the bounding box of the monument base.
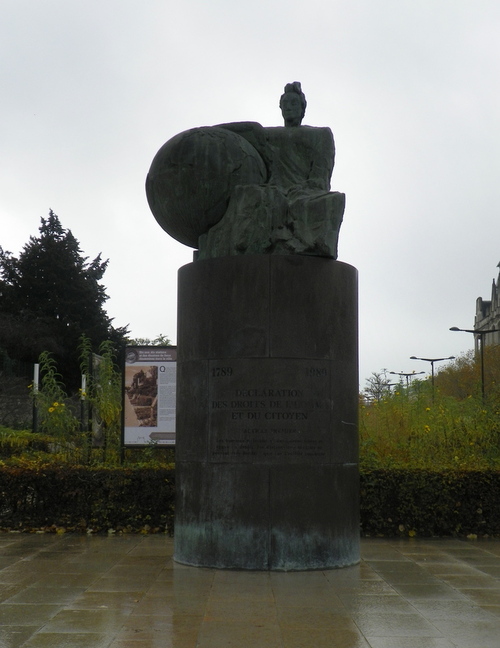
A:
[174,255,359,570]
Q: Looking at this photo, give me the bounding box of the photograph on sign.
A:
[122,346,176,446]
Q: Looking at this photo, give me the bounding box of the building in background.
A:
[475,262,500,348]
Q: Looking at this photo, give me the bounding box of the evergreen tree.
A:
[0,211,127,388]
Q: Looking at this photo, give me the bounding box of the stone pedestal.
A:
[174,255,359,570]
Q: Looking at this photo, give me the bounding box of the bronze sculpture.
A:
[146,82,345,259]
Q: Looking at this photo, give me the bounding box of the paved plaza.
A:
[1,532,500,647]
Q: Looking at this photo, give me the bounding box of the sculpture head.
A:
[279,81,307,127]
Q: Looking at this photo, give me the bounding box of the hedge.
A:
[360,469,500,537]
[1,466,499,537]
[0,466,175,534]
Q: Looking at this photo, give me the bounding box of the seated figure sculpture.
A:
[146,82,345,259]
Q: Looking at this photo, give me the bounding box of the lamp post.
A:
[449,326,500,401]
[389,371,425,389]
[410,355,455,402]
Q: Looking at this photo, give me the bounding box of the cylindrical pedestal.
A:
[174,255,359,570]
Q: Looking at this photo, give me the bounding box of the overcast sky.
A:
[2,0,500,386]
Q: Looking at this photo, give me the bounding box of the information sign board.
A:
[122,346,177,446]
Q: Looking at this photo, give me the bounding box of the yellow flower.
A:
[48,407,55,413]
[425,407,431,412]
[53,402,59,407]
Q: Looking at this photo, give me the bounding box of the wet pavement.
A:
[1,533,500,647]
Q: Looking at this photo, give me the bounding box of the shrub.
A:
[0,427,52,457]
[360,469,500,537]
[360,375,500,470]
[0,464,175,534]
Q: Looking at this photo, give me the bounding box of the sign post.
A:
[32,363,39,433]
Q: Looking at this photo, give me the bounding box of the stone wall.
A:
[0,375,33,429]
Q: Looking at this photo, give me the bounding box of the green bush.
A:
[1,462,499,538]
[34,351,80,442]
[360,380,500,471]
[360,468,500,537]
[0,465,175,534]
[0,427,52,457]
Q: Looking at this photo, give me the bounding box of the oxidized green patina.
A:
[146,82,345,259]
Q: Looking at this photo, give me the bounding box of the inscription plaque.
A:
[209,358,332,464]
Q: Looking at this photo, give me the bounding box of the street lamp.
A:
[449,326,500,400]
[410,355,455,402]
[389,371,425,389]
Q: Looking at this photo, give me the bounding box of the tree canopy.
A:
[0,211,128,387]
[128,334,172,347]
